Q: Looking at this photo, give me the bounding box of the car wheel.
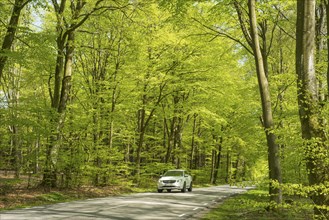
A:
[167,189,171,193]
[181,182,186,193]
[188,182,192,192]
[158,189,163,193]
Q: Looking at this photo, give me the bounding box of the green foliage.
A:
[202,188,313,220]
[37,192,70,202]
[1,2,326,215]
[0,178,22,196]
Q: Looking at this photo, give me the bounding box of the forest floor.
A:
[0,172,148,211]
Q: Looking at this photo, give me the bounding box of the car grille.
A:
[163,180,176,183]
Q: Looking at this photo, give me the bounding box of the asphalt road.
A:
[0,185,254,220]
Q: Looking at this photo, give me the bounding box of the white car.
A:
[157,169,192,193]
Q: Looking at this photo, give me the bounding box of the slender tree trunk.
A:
[189,113,197,169]
[194,117,202,169]
[162,117,167,162]
[136,107,145,180]
[248,0,282,204]
[296,0,329,217]
[6,64,22,178]
[210,149,215,184]
[0,0,30,80]
[170,117,176,165]
[165,115,175,164]
[225,150,231,183]
[174,117,183,168]
[11,125,20,178]
[213,136,222,184]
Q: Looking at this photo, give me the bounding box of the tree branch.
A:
[233,0,253,48]
[192,17,253,55]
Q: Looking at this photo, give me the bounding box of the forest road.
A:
[0,185,254,220]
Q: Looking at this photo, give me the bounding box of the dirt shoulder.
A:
[0,172,140,211]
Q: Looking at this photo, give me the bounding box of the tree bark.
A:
[315,1,326,102]
[248,0,282,204]
[296,0,329,217]
[325,1,329,99]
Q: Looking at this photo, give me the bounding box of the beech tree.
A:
[43,0,128,187]
[2,4,327,217]
[296,0,329,217]
[246,0,282,204]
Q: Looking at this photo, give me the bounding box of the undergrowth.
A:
[202,188,314,220]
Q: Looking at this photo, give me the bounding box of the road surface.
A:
[0,185,254,220]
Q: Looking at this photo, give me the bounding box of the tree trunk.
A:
[225,150,231,183]
[189,113,197,169]
[325,1,329,99]
[296,0,329,217]
[248,0,282,204]
[213,136,222,184]
[0,0,30,80]
[43,0,81,188]
[136,107,145,180]
[315,1,326,102]
[162,117,167,163]
[164,115,175,164]
[210,149,215,184]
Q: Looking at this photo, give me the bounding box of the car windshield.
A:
[163,170,183,177]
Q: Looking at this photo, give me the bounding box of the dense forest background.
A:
[0,0,328,217]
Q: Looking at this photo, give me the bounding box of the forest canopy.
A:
[0,0,328,217]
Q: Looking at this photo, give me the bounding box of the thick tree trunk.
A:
[43,30,75,188]
[296,0,329,217]
[248,0,282,204]
[315,2,326,102]
[43,0,79,188]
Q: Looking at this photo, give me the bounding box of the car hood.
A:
[160,176,182,181]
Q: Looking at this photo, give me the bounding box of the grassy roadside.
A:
[201,188,313,220]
